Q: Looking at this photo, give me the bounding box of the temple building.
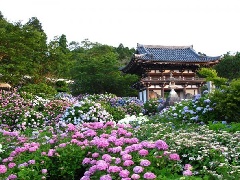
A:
[121,44,221,102]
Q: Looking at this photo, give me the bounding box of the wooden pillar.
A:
[161,88,164,99]
[196,83,202,94]
[183,83,188,99]
[145,82,151,101]
[146,87,149,101]
[160,83,165,99]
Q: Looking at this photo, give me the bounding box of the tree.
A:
[211,78,240,122]
[46,35,73,79]
[0,16,48,85]
[115,43,135,65]
[71,42,139,96]
[197,68,227,87]
[214,52,240,80]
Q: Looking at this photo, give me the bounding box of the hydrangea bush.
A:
[133,118,240,180]
[159,91,217,124]
[61,99,113,124]
[1,89,240,179]
[0,122,193,180]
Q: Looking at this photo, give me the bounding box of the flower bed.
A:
[0,90,240,179]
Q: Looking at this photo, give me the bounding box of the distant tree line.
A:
[0,12,138,97]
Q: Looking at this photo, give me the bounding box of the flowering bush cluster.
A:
[0,90,73,131]
[108,96,144,116]
[118,114,149,128]
[1,89,240,179]
[0,122,192,179]
[61,94,145,124]
[159,91,217,124]
[133,120,240,180]
[61,99,113,124]
[143,99,165,116]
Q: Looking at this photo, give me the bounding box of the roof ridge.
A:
[138,44,193,49]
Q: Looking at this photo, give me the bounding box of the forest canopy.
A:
[0,12,138,97]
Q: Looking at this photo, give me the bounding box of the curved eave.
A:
[122,58,220,74]
[120,58,142,75]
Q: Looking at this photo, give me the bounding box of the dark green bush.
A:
[19,83,57,98]
[210,78,240,122]
[55,80,70,92]
[143,99,160,115]
[102,103,126,122]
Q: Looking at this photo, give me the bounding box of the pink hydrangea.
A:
[143,172,156,179]
[102,154,112,162]
[122,154,132,160]
[88,165,97,174]
[96,160,108,170]
[169,153,180,161]
[100,174,112,180]
[0,165,7,174]
[131,174,140,179]
[92,152,99,158]
[155,140,168,150]
[80,176,90,180]
[7,174,17,179]
[115,157,121,164]
[82,158,92,165]
[183,170,193,176]
[8,162,16,168]
[67,123,75,131]
[140,159,151,167]
[114,139,124,146]
[138,149,149,156]
[28,160,36,164]
[184,164,193,170]
[96,138,110,148]
[123,160,134,166]
[119,169,130,178]
[42,169,47,174]
[59,143,67,148]
[133,166,144,174]
[29,146,38,152]
[47,149,55,157]
[108,166,122,173]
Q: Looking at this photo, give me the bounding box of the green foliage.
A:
[143,99,161,115]
[19,83,57,98]
[211,76,227,87]
[208,121,240,133]
[214,52,240,80]
[132,119,240,180]
[0,16,48,86]
[55,80,69,92]
[0,126,89,180]
[114,43,135,65]
[197,68,218,81]
[61,99,113,124]
[159,92,217,124]
[123,101,143,116]
[102,103,126,122]
[211,78,240,122]
[70,42,139,97]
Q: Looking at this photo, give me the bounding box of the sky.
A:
[1,0,240,56]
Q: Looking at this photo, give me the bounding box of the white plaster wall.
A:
[139,91,143,101]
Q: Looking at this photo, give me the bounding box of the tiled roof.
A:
[135,44,221,62]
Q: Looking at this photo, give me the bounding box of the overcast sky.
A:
[1,0,240,56]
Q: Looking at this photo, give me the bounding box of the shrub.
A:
[210,78,240,122]
[61,99,113,124]
[143,99,163,115]
[19,83,57,98]
[102,103,126,122]
[55,80,70,93]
